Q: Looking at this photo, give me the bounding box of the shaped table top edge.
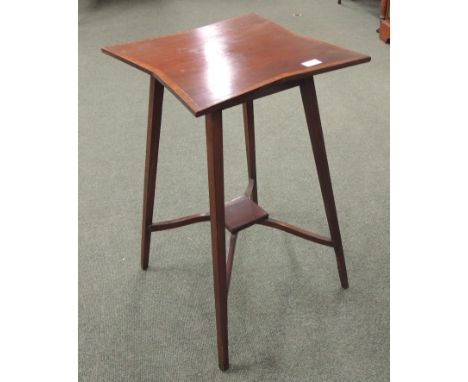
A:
[101,13,371,117]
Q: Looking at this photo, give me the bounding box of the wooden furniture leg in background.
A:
[379,0,390,43]
[300,78,349,289]
[141,77,164,270]
[205,111,230,371]
[243,100,258,203]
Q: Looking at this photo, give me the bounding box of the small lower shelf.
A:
[224,196,268,233]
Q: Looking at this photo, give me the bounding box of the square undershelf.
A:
[224,196,268,233]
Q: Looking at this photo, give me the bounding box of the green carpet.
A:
[79,0,389,380]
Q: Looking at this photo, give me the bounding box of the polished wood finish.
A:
[102,13,370,117]
[300,78,349,289]
[224,196,268,233]
[259,218,334,247]
[149,212,209,231]
[102,14,371,371]
[205,111,229,371]
[243,101,258,203]
[141,78,164,270]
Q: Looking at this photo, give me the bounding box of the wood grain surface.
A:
[102,13,370,116]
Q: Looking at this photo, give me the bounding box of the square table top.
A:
[102,13,370,117]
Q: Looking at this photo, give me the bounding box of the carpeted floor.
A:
[79,0,389,380]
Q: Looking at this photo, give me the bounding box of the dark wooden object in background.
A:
[102,13,370,371]
[380,0,390,43]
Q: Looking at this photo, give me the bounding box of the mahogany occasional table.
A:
[102,13,370,371]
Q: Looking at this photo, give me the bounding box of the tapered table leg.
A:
[205,110,229,371]
[243,100,258,203]
[300,78,349,289]
[141,77,164,270]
